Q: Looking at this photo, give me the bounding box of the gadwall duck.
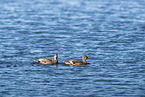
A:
[34,54,58,64]
[64,55,90,65]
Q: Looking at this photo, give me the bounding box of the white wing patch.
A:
[69,61,75,64]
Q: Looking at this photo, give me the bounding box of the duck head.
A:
[82,55,90,60]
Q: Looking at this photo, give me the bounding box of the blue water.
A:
[0,0,145,96]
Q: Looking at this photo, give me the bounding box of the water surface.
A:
[0,0,145,96]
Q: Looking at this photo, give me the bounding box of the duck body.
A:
[34,54,58,65]
[34,58,57,64]
[64,55,90,65]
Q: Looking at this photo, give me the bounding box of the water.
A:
[0,0,145,96]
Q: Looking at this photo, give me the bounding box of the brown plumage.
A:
[64,55,90,65]
[34,54,58,64]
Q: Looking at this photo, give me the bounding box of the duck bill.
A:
[87,58,91,60]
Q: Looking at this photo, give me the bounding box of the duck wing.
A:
[35,58,53,64]
[41,58,53,64]
[68,60,83,65]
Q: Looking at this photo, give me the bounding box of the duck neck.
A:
[82,58,87,63]
[54,56,57,60]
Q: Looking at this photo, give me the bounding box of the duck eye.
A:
[38,61,40,63]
